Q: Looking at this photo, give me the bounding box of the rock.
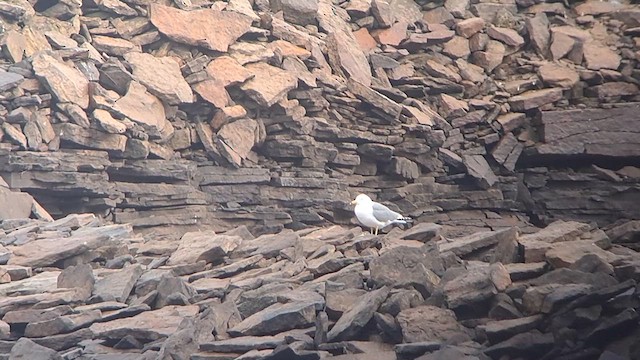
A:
[193,80,232,108]
[537,63,579,88]
[525,12,550,56]
[487,27,524,47]
[93,265,143,302]
[92,109,127,134]
[396,305,469,343]
[545,240,618,268]
[462,154,498,189]
[124,52,193,105]
[484,330,554,358]
[167,231,242,265]
[491,133,523,171]
[327,286,390,342]
[372,20,408,46]
[240,62,298,107]
[479,315,543,344]
[90,305,199,342]
[0,71,24,92]
[456,17,485,38]
[508,88,563,111]
[272,0,318,26]
[536,106,640,157]
[326,31,372,87]
[32,53,89,109]
[471,40,505,73]
[440,227,517,258]
[371,0,394,27]
[112,81,174,140]
[589,82,639,99]
[205,56,253,88]
[9,337,62,360]
[216,118,265,167]
[0,187,34,220]
[228,301,317,336]
[92,35,141,56]
[369,246,444,298]
[149,4,252,52]
[57,264,95,300]
[439,94,467,119]
[55,122,127,152]
[583,42,621,70]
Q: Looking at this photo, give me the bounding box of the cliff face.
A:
[0,0,639,238]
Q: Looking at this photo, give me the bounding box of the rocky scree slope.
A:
[0,0,638,238]
[0,206,640,359]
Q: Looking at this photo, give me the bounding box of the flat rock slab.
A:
[396,305,470,343]
[31,53,89,109]
[111,81,174,140]
[439,227,517,257]
[240,62,298,108]
[229,301,316,336]
[90,305,199,342]
[167,230,242,266]
[149,4,252,52]
[327,286,390,342]
[124,52,193,105]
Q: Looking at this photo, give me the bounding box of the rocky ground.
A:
[0,203,640,359]
[0,0,639,239]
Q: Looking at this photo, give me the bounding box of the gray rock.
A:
[327,286,390,342]
[396,305,470,343]
[9,337,62,360]
[93,264,143,302]
[229,301,316,336]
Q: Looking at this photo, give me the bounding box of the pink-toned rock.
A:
[471,40,505,73]
[583,42,621,70]
[455,59,486,83]
[193,80,232,108]
[372,20,408,46]
[205,56,253,88]
[589,82,639,99]
[124,52,194,105]
[425,59,462,82]
[509,88,563,111]
[537,63,579,88]
[326,30,372,87]
[92,35,141,56]
[149,4,252,52]
[240,62,298,107]
[456,17,485,38]
[112,81,174,140]
[443,36,470,59]
[487,26,525,47]
[525,12,550,56]
[353,28,378,52]
[439,94,468,119]
[266,40,312,59]
[32,53,89,109]
[216,118,265,167]
[574,1,624,16]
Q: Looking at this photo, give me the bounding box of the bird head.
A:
[350,194,372,206]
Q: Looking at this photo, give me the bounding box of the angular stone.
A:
[509,88,563,111]
[487,26,524,47]
[90,305,199,342]
[326,31,372,87]
[441,265,500,309]
[348,79,401,121]
[371,0,394,27]
[440,227,517,257]
[425,60,462,83]
[9,337,62,360]
[0,71,24,92]
[55,123,127,152]
[456,17,485,38]
[272,0,319,26]
[240,63,298,107]
[57,263,95,300]
[353,28,378,52]
[92,35,141,56]
[200,335,286,353]
[525,12,550,56]
[396,306,469,343]
[443,36,470,59]
[92,109,127,134]
[546,240,619,269]
[150,4,252,52]
[1,123,27,149]
[537,63,579,88]
[372,20,408,46]
[228,301,316,336]
[583,42,621,70]
[124,52,193,105]
[193,80,231,108]
[484,330,554,358]
[589,82,639,99]
[471,40,505,73]
[227,0,260,21]
[370,246,444,298]
[167,231,242,266]
[94,265,143,302]
[327,286,390,342]
[462,154,498,189]
[32,53,89,109]
[205,56,253,88]
[216,118,265,167]
[112,81,173,140]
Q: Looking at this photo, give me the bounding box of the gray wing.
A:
[371,202,403,222]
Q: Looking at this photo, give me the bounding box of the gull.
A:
[350,194,411,235]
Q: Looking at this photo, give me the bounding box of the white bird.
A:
[350,194,411,235]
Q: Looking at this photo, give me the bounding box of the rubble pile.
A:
[0,0,638,237]
[0,213,639,359]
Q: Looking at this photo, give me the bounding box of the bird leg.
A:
[375,227,379,236]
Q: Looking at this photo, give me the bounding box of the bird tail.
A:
[390,216,413,226]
